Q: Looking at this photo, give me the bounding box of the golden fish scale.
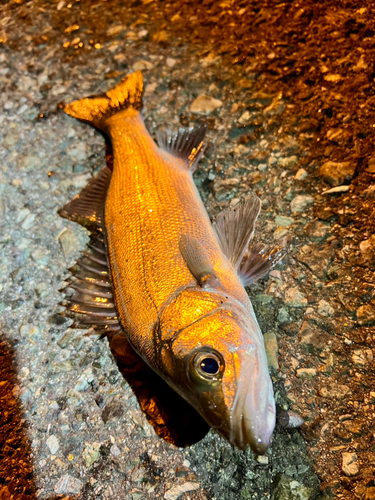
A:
[104,110,250,356]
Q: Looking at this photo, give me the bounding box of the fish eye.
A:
[200,357,219,375]
[192,350,224,381]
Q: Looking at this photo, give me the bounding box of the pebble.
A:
[110,444,121,457]
[164,482,200,500]
[67,141,87,162]
[366,156,375,173]
[132,60,154,71]
[296,368,317,379]
[54,474,83,494]
[58,229,83,259]
[20,324,42,340]
[101,400,125,423]
[342,452,359,476]
[83,442,100,467]
[297,245,334,279]
[74,367,95,391]
[319,161,356,186]
[2,130,20,150]
[257,455,269,464]
[359,235,375,260]
[271,475,313,500]
[294,168,308,180]
[277,308,291,324]
[278,410,304,429]
[290,195,314,213]
[275,215,294,227]
[46,435,60,454]
[166,57,177,67]
[264,331,279,370]
[285,288,307,307]
[351,348,373,367]
[317,299,334,316]
[213,177,240,200]
[356,304,375,326]
[322,185,350,195]
[190,94,223,114]
[16,153,40,171]
[305,221,330,242]
[319,384,350,399]
[21,213,36,230]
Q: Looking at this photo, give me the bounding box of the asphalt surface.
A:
[0,1,374,499]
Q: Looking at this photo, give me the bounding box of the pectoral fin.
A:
[179,234,219,287]
[213,195,261,269]
[238,242,284,286]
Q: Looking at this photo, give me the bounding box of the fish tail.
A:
[63,71,143,130]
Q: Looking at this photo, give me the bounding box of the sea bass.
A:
[59,71,282,454]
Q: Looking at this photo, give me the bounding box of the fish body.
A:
[60,72,281,454]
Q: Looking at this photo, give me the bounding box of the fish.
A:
[59,71,283,454]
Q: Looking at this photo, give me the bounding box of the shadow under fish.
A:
[58,71,283,454]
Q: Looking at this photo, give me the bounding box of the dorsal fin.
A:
[157,127,206,172]
[212,196,261,269]
[58,166,112,231]
[64,71,143,130]
[179,234,219,287]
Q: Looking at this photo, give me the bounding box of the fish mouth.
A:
[229,351,276,455]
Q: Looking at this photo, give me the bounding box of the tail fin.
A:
[64,71,143,130]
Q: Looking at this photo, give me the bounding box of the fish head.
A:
[161,303,276,454]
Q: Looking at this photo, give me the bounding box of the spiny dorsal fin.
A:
[238,242,284,287]
[61,233,122,335]
[64,71,143,129]
[58,166,112,231]
[179,234,219,287]
[212,196,261,269]
[157,127,206,172]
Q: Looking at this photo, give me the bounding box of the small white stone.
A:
[285,288,308,307]
[342,452,359,476]
[110,444,121,457]
[166,57,177,67]
[145,82,157,93]
[290,194,314,213]
[294,168,308,180]
[132,60,153,71]
[46,435,59,455]
[256,455,269,464]
[54,474,83,494]
[238,110,250,124]
[317,299,335,316]
[190,94,223,114]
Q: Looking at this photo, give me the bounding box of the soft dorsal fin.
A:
[58,166,112,231]
[212,196,261,269]
[179,234,219,287]
[157,127,206,172]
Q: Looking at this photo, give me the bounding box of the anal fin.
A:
[61,233,122,335]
